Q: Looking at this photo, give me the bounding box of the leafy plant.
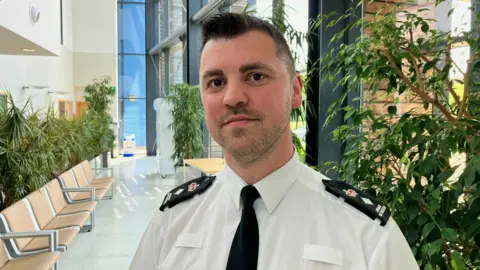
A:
[0,77,116,209]
[164,83,204,166]
[83,76,116,152]
[318,1,480,268]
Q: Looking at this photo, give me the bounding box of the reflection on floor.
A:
[59,156,193,270]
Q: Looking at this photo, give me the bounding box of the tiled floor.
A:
[59,156,200,270]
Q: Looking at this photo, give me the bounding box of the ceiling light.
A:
[22,48,36,52]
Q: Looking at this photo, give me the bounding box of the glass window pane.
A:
[121,4,145,54]
[169,0,185,33]
[121,99,147,147]
[121,55,146,98]
[123,0,145,4]
[169,42,184,85]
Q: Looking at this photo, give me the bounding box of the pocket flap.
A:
[174,233,204,248]
[303,245,343,266]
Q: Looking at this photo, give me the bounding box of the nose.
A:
[223,79,248,108]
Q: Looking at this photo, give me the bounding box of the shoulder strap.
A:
[159,175,216,212]
[322,180,391,226]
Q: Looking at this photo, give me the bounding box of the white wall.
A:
[0,0,73,112]
[0,0,118,120]
[72,0,118,121]
[0,0,61,55]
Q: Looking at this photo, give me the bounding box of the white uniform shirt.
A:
[130,152,419,270]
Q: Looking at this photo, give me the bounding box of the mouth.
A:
[222,116,259,127]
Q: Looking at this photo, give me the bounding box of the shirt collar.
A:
[224,150,301,214]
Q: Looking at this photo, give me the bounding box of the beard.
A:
[212,99,291,166]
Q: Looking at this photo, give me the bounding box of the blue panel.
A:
[123,99,147,147]
[122,55,146,98]
[121,4,145,54]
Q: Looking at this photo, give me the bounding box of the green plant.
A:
[83,76,116,152]
[318,1,480,268]
[164,83,204,166]
[0,77,116,209]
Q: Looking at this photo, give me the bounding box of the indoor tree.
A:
[164,83,204,166]
[318,1,480,268]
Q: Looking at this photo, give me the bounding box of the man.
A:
[130,12,419,270]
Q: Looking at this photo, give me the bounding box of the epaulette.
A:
[159,175,216,211]
[322,180,391,226]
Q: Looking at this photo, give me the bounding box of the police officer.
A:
[129,12,419,270]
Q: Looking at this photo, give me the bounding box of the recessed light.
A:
[22,48,36,52]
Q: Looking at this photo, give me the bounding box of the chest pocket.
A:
[302,245,343,270]
[160,233,204,270]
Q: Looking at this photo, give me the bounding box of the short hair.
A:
[200,12,295,76]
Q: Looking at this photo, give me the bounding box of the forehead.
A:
[199,31,281,72]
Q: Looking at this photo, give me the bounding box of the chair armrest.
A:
[1,230,59,253]
[91,167,113,177]
[62,187,95,201]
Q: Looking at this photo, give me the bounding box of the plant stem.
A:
[457,54,475,119]
[408,51,426,94]
[382,50,457,123]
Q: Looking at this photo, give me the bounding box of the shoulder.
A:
[298,164,391,226]
[321,179,391,226]
[159,175,217,211]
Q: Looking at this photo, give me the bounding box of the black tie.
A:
[226,185,261,270]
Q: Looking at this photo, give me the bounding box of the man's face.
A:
[199,30,302,164]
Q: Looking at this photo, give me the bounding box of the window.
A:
[118,0,147,147]
[120,99,147,147]
[58,100,73,119]
[120,3,146,54]
[169,0,185,33]
[169,42,184,85]
[121,55,146,99]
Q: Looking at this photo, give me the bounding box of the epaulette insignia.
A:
[322,180,391,226]
[159,175,216,211]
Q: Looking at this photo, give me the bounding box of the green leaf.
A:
[329,74,334,82]
[432,189,441,200]
[408,204,419,222]
[462,164,476,186]
[427,240,442,256]
[421,23,429,33]
[467,220,480,238]
[472,156,480,175]
[417,214,429,226]
[442,228,457,241]
[423,222,436,238]
[451,250,466,270]
[388,106,397,115]
[424,263,433,270]
[448,8,454,17]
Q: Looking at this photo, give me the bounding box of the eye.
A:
[208,78,225,88]
[251,73,264,81]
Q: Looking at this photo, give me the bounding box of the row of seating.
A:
[0,160,115,270]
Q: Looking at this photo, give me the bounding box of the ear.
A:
[291,73,303,109]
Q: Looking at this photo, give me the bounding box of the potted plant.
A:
[318,2,480,268]
[164,83,205,167]
[83,76,116,167]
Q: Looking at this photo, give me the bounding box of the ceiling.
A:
[0,25,55,56]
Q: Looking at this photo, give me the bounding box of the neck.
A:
[225,132,295,185]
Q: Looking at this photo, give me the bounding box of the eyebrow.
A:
[202,70,225,81]
[202,61,276,81]
[239,62,275,74]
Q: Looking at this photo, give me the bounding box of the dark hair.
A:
[200,12,295,75]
